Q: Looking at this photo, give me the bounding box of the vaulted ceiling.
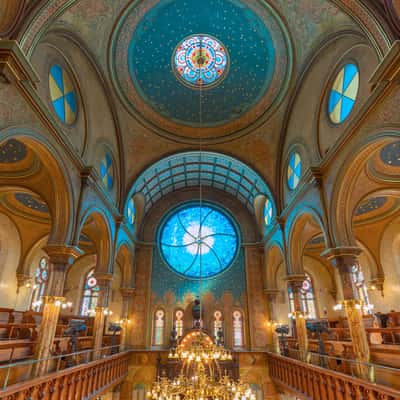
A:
[2,0,397,211]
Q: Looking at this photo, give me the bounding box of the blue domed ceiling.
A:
[111,0,291,142]
[128,0,275,126]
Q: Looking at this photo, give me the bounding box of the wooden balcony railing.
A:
[267,352,400,400]
[0,351,129,400]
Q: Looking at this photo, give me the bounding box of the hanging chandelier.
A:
[148,330,255,400]
[168,330,233,362]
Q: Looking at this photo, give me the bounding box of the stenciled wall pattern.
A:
[151,247,246,307]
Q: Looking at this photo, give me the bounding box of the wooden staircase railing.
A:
[267,352,400,400]
[0,352,129,399]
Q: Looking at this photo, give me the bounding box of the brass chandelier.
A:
[148,330,255,400]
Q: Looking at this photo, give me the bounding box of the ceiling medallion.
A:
[173,34,229,89]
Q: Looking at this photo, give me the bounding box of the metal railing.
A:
[0,344,131,390]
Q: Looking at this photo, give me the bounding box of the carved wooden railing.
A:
[267,352,400,400]
[0,352,129,400]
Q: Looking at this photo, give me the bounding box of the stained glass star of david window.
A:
[49,65,77,125]
[159,204,239,279]
[173,35,229,89]
[328,63,359,124]
[100,152,114,191]
[287,152,302,190]
[264,197,273,226]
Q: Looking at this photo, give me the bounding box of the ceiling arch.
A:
[128,151,273,214]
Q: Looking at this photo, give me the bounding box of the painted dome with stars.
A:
[111,0,291,142]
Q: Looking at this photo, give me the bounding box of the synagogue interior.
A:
[0,0,400,399]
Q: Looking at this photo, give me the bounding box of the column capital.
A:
[264,288,280,302]
[41,296,66,305]
[120,287,135,297]
[284,274,307,285]
[16,273,31,288]
[93,272,113,284]
[321,246,362,260]
[0,40,39,86]
[43,245,83,265]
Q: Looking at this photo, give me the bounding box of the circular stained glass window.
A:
[159,204,239,279]
[287,152,302,190]
[328,63,359,124]
[173,35,229,89]
[48,64,77,125]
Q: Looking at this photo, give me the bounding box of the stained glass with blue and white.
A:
[160,205,239,278]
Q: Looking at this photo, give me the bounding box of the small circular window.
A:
[173,34,229,89]
[48,64,77,125]
[159,204,239,279]
[328,63,359,124]
[287,152,302,190]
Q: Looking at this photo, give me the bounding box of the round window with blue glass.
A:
[159,204,239,279]
[328,63,359,124]
[48,64,77,125]
[287,152,302,190]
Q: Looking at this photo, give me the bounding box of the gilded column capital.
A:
[41,295,66,305]
[16,273,31,288]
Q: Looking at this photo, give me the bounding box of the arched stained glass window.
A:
[233,310,244,347]
[287,152,302,190]
[159,204,239,279]
[351,264,371,314]
[31,257,49,311]
[49,64,77,125]
[153,309,165,346]
[328,63,359,124]
[127,197,136,225]
[175,309,184,338]
[213,310,223,343]
[99,151,114,191]
[80,269,99,316]
[264,197,273,226]
[288,274,317,319]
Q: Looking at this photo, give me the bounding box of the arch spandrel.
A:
[329,133,400,248]
[0,130,77,246]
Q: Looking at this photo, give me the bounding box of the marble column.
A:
[32,245,82,377]
[119,287,134,348]
[93,273,112,359]
[286,276,308,361]
[324,247,370,379]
